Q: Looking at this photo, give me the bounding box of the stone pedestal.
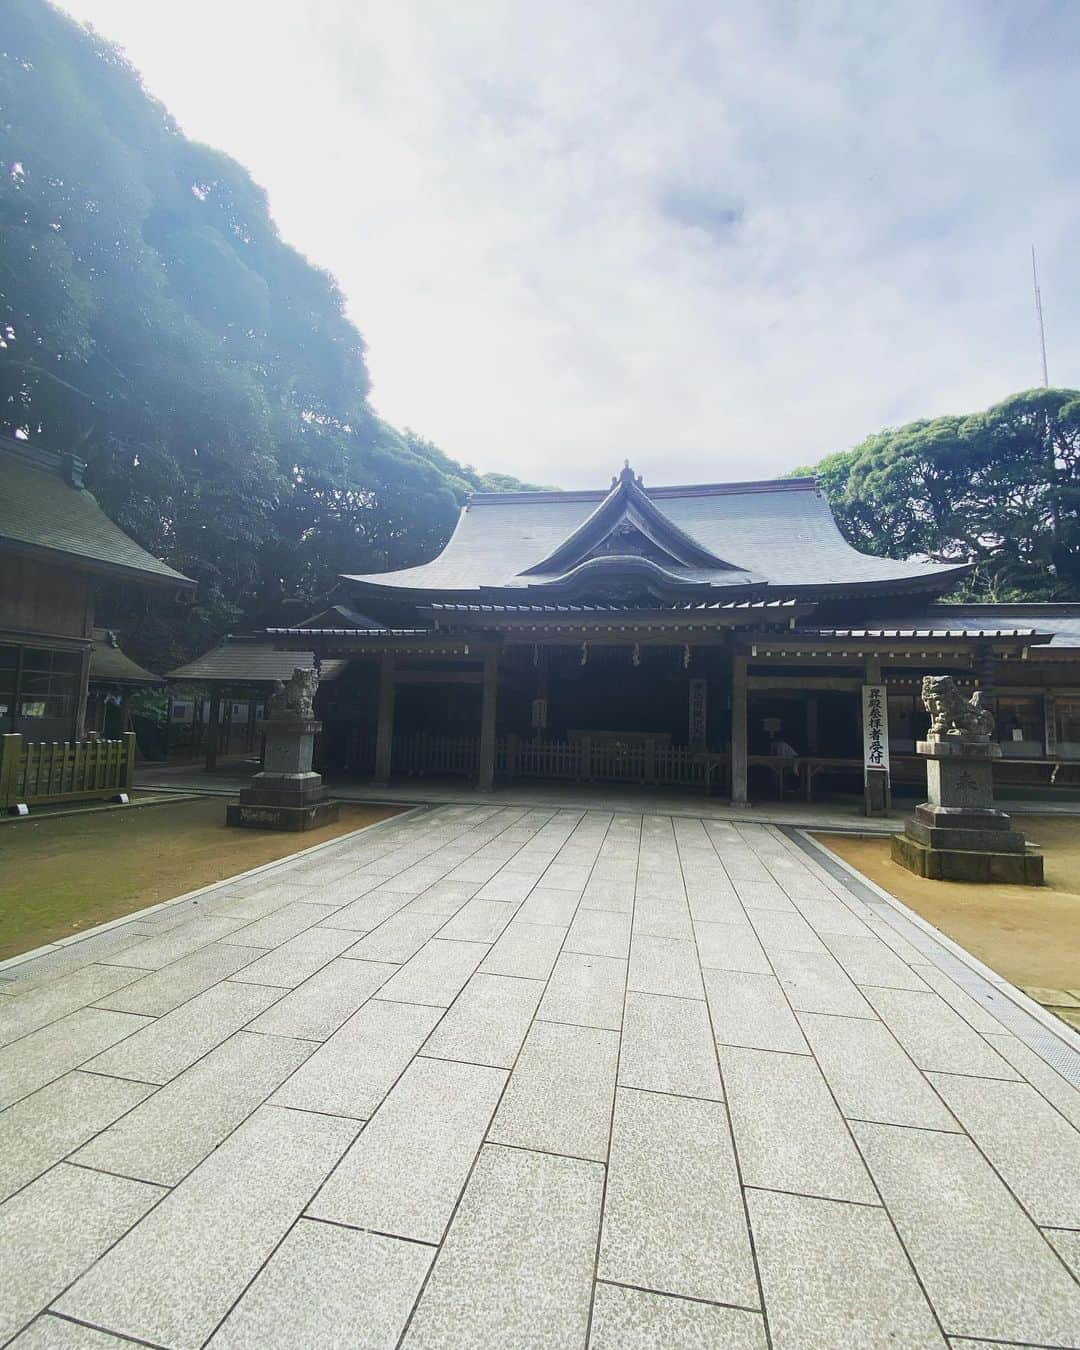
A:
[226,718,340,831]
[891,735,1042,884]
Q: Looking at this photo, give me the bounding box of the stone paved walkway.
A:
[2,805,1080,1348]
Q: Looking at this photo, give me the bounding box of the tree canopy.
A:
[0,0,541,668]
[796,389,1080,601]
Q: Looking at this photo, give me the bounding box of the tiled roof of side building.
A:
[167,637,347,684]
[88,629,160,684]
[0,439,194,588]
[341,472,968,598]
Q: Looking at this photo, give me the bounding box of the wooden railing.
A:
[0,732,137,813]
[383,731,726,789]
[392,731,480,778]
[501,735,720,787]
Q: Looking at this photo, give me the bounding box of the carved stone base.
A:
[891,833,1043,885]
[227,800,340,832]
[226,716,337,831]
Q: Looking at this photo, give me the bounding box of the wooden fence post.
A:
[1,733,23,811]
[121,731,137,791]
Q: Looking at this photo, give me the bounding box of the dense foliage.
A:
[0,0,539,668]
[796,389,1080,601]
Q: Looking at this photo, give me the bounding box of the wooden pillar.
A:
[730,649,748,806]
[204,690,221,772]
[374,652,396,785]
[74,644,91,741]
[478,648,498,791]
[975,643,998,728]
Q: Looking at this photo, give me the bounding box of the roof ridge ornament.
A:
[612,460,643,488]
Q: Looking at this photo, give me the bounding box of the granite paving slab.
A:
[587,1283,768,1350]
[852,1120,1080,1345]
[83,980,280,1085]
[926,1072,1080,1227]
[719,1044,877,1203]
[270,998,442,1118]
[598,1087,758,1306]
[402,1144,604,1349]
[538,951,627,1030]
[55,1106,360,1350]
[0,966,145,1048]
[74,1030,315,1185]
[617,991,723,1100]
[208,1219,433,1350]
[488,1020,619,1161]
[0,1072,155,1202]
[0,1008,153,1109]
[747,1187,946,1349]
[309,1056,506,1243]
[0,1164,164,1343]
[421,971,543,1069]
[244,957,396,1040]
[93,943,266,1014]
[703,968,809,1054]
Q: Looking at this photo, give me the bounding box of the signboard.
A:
[688,679,707,747]
[861,684,890,777]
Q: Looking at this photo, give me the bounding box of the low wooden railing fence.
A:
[392,732,480,778]
[0,732,137,813]
[384,732,724,789]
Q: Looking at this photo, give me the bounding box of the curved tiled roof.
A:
[342,473,967,600]
[0,440,193,588]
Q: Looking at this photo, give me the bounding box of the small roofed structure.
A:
[86,627,160,740]
[166,636,347,770]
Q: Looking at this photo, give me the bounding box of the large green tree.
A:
[797,389,1080,601]
[0,0,539,667]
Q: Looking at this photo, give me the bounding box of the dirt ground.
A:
[817,816,1080,1015]
[0,796,402,961]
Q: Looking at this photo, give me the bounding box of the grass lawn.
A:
[0,795,402,961]
[816,815,1080,1030]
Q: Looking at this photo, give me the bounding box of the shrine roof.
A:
[0,438,193,589]
[842,604,1080,650]
[341,469,968,602]
[167,637,348,684]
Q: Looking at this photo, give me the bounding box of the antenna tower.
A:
[1031,245,1049,387]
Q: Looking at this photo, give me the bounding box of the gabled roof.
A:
[168,636,347,684]
[0,439,194,589]
[341,467,968,602]
[88,629,160,685]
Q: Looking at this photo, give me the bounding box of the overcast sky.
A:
[58,0,1079,488]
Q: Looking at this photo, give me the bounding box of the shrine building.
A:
[245,463,1080,805]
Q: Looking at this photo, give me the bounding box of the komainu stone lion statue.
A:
[921,674,996,738]
[268,666,319,720]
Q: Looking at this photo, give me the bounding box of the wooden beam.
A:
[373,652,396,785]
[394,669,483,685]
[747,675,861,692]
[477,649,498,792]
[730,649,748,807]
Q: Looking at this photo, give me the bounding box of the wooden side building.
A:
[0,437,193,743]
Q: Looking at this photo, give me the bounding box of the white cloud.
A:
[55,0,1080,486]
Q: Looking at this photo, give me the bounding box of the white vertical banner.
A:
[862,684,890,777]
[688,678,707,747]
